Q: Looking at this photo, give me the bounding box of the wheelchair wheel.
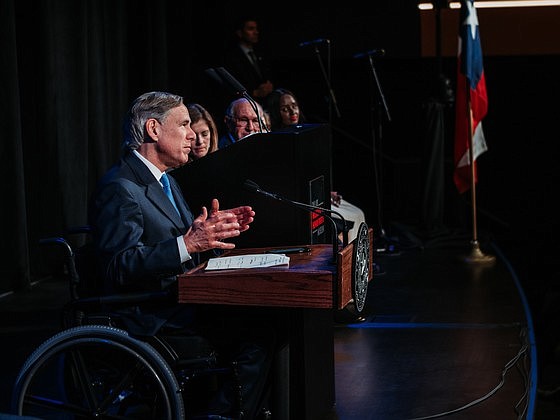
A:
[11,324,185,420]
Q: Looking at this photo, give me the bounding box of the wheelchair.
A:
[11,227,245,420]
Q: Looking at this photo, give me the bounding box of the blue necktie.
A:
[160,173,180,215]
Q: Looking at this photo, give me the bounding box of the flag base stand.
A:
[462,240,495,264]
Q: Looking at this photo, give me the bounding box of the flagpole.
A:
[463,82,495,264]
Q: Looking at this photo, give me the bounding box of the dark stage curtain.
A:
[0,0,192,294]
[1,0,30,291]
[420,100,446,234]
[0,0,452,295]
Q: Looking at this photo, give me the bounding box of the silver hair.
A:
[225,97,264,119]
[122,91,184,150]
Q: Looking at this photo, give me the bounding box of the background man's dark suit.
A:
[223,43,272,100]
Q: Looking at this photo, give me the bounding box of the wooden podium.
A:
[178,229,373,420]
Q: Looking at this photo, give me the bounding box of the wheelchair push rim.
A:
[11,324,185,420]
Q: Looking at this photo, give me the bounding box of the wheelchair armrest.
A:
[65,289,172,309]
[65,225,92,235]
[67,289,172,307]
[62,290,173,328]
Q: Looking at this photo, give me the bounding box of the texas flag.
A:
[453,0,488,194]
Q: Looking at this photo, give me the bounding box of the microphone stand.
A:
[209,67,269,133]
[263,194,341,264]
[244,180,348,264]
[305,207,339,265]
[307,42,345,251]
[279,199,349,248]
[312,42,341,122]
[365,54,398,257]
[242,92,269,133]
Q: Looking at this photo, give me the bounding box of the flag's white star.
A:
[463,1,479,40]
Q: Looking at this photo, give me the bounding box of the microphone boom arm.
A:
[207,67,268,133]
[278,196,340,264]
[244,180,349,263]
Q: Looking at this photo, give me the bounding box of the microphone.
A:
[214,67,247,95]
[243,179,280,200]
[204,68,225,88]
[353,48,385,59]
[243,179,349,263]
[298,38,329,48]
[207,67,266,132]
[243,180,349,238]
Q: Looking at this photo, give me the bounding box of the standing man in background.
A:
[223,15,275,103]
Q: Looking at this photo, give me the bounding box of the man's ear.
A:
[145,118,159,142]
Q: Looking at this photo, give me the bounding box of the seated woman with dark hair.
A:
[264,87,306,131]
[186,103,219,161]
[264,88,368,243]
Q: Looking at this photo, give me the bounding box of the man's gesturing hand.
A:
[210,198,255,233]
[183,198,255,253]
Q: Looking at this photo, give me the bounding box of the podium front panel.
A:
[172,124,333,248]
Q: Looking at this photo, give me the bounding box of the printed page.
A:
[205,254,290,270]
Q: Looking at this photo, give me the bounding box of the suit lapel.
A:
[125,153,189,228]
[146,181,184,226]
[169,176,194,226]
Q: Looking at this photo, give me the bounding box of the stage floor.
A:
[1,227,559,419]
[331,226,559,419]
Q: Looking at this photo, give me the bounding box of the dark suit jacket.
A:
[90,151,198,335]
[223,43,272,99]
[218,132,236,149]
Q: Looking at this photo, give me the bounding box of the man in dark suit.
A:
[223,16,274,103]
[89,91,273,418]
